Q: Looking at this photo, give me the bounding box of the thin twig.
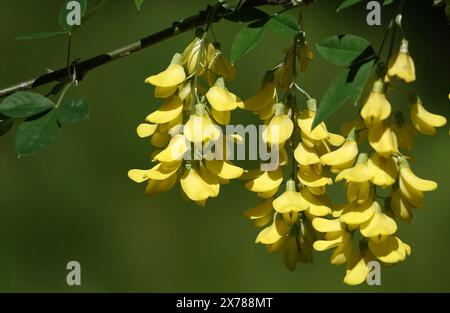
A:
[0,0,312,99]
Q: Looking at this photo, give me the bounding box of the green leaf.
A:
[231,22,268,63]
[269,13,301,37]
[15,110,60,157]
[135,0,144,10]
[337,0,363,12]
[59,0,88,31]
[0,92,55,118]
[15,31,69,40]
[56,98,90,124]
[316,34,373,67]
[312,60,375,128]
[383,0,394,5]
[0,119,13,137]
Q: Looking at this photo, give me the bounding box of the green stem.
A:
[56,81,74,108]
[66,33,72,77]
[190,30,208,109]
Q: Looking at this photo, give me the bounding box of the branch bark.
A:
[0,0,311,99]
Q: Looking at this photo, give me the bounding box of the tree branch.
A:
[0,0,311,99]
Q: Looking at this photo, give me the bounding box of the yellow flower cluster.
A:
[243,39,347,271]
[128,34,244,206]
[309,37,447,285]
[243,35,447,284]
[127,25,447,285]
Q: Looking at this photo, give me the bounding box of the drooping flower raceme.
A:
[309,36,447,284]
[128,34,244,206]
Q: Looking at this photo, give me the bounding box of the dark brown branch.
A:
[0,0,312,99]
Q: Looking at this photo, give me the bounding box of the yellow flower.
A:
[205,78,243,111]
[410,96,447,135]
[297,164,333,188]
[207,47,236,85]
[320,138,358,169]
[180,165,219,202]
[244,80,277,112]
[336,153,373,204]
[360,207,398,239]
[330,239,353,265]
[211,108,230,125]
[128,160,182,187]
[390,189,413,223]
[347,181,372,205]
[183,37,208,75]
[154,85,178,99]
[262,104,294,146]
[313,219,349,251]
[255,215,290,245]
[272,180,309,213]
[146,95,183,124]
[204,160,244,180]
[153,134,188,162]
[360,80,391,127]
[340,200,376,228]
[398,158,437,208]
[294,142,321,167]
[335,153,373,183]
[399,160,437,192]
[245,167,284,194]
[388,39,416,83]
[297,101,330,142]
[312,218,352,265]
[368,122,398,157]
[184,105,221,143]
[256,100,276,121]
[145,54,186,87]
[343,250,372,285]
[144,173,178,197]
[136,123,158,138]
[312,217,341,234]
[243,198,274,228]
[368,236,411,264]
[366,153,397,187]
[300,188,332,217]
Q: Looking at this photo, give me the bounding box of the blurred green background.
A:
[0,0,449,292]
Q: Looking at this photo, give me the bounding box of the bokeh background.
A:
[0,0,449,292]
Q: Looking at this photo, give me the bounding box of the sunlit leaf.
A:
[316,34,373,66]
[231,22,268,63]
[269,13,300,37]
[312,60,375,128]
